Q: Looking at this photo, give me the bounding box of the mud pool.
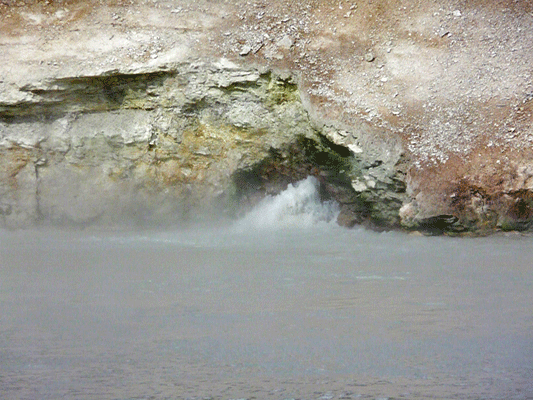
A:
[1,178,532,399]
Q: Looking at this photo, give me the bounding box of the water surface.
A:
[1,178,532,399]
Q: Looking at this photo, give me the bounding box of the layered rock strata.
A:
[0,62,406,228]
[1,0,533,234]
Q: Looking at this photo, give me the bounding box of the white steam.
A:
[233,176,339,230]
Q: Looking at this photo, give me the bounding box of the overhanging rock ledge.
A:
[1,0,533,234]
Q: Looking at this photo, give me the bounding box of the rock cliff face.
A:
[0,61,406,228]
[1,0,533,234]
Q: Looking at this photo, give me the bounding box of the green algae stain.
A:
[265,75,300,107]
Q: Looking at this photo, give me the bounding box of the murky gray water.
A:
[1,179,533,399]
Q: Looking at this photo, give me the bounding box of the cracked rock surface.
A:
[1,0,533,233]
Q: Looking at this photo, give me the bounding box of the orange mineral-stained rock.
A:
[1,0,532,233]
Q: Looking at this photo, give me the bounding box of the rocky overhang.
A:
[1,0,533,234]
